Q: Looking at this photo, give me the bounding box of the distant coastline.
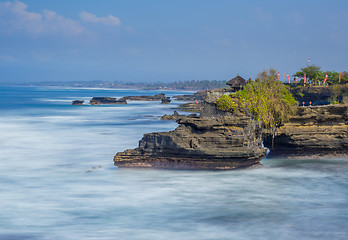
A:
[9,80,228,91]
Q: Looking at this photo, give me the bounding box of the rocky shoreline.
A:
[114,88,348,170]
[72,93,173,105]
[264,104,348,158]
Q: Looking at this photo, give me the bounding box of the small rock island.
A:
[72,100,84,105]
[90,97,127,105]
[72,93,171,105]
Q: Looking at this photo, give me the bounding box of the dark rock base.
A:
[266,148,348,159]
[114,150,264,170]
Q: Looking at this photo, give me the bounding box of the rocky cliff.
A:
[265,104,348,157]
[114,115,267,170]
[290,84,348,105]
[114,88,348,169]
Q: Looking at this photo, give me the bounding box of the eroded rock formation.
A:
[114,114,267,170]
[114,87,348,170]
[265,104,348,157]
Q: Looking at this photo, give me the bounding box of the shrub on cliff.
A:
[216,94,237,112]
[237,69,298,148]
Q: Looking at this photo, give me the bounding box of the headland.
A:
[114,79,348,170]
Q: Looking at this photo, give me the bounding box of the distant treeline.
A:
[139,80,228,90]
[20,80,228,90]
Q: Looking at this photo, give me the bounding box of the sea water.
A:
[0,86,347,240]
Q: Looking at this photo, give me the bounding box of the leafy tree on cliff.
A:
[237,69,298,148]
[327,71,348,85]
[321,71,339,85]
[294,64,322,84]
[293,65,348,85]
[341,71,348,84]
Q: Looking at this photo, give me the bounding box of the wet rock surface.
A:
[173,90,208,101]
[161,97,171,104]
[114,114,267,170]
[90,97,127,105]
[72,100,84,105]
[119,93,168,102]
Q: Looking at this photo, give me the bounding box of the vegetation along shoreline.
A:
[113,66,348,170]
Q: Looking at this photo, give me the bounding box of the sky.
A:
[0,0,347,84]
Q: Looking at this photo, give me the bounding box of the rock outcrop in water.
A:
[173,90,208,101]
[114,113,268,170]
[119,93,169,102]
[90,97,127,105]
[161,97,171,104]
[72,100,84,105]
[87,94,171,105]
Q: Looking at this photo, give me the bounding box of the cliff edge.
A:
[114,88,348,169]
[114,114,267,170]
[265,104,348,158]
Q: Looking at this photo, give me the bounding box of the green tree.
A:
[322,71,339,85]
[294,65,323,84]
[237,69,298,148]
[341,72,348,84]
[331,71,348,84]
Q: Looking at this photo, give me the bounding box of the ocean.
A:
[0,86,347,240]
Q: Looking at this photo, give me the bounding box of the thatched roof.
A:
[226,75,247,88]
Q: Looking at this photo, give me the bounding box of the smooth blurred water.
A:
[0,86,348,240]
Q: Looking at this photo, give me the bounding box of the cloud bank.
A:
[0,0,121,36]
[79,11,121,26]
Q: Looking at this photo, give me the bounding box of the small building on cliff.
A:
[226,75,247,92]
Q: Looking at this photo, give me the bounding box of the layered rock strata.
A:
[265,104,348,157]
[160,111,199,120]
[114,88,348,169]
[114,115,267,170]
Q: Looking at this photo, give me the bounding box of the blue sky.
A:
[0,0,347,83]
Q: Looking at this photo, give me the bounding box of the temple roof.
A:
[226,75,247,88]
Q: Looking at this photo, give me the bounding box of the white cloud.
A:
[0,0,42,34]
[79,11,121,26]
[0,0,84,36]
[42,10,83,35]
[0,1,122,37]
